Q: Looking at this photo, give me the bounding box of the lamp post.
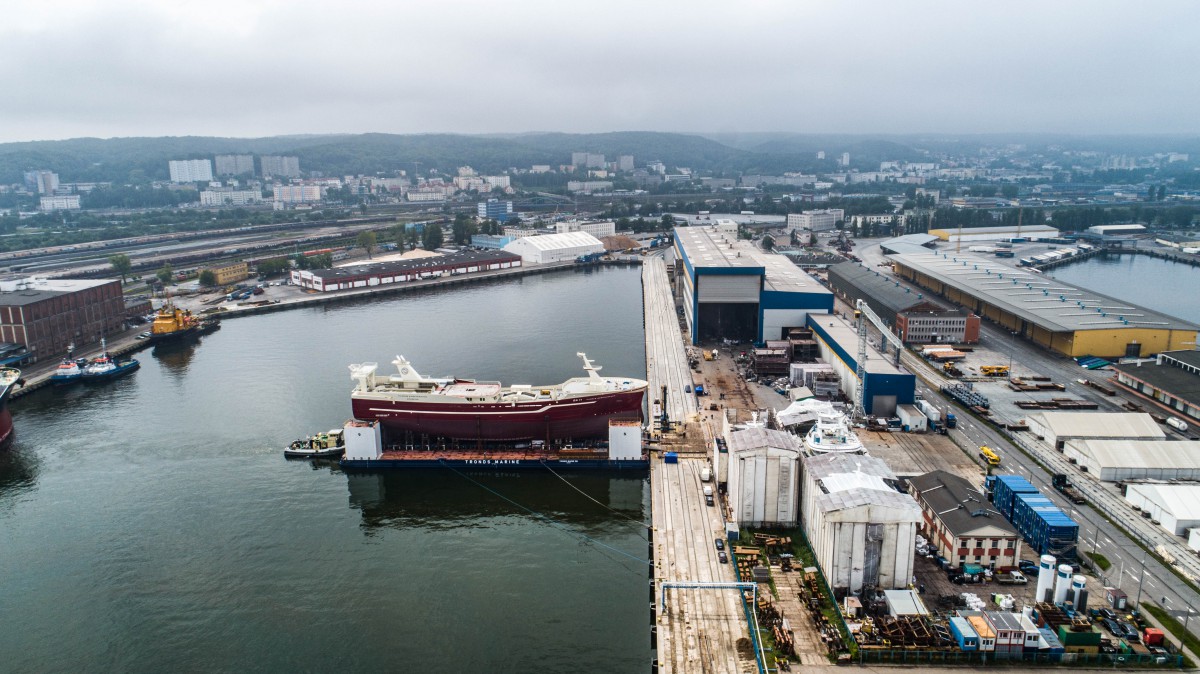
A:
[1123,549,1150,606]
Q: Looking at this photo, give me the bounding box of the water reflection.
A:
[346,470,648,534]
[0,444,39,507]
[152,339,197,377]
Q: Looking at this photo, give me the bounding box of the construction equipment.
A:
[853,299,905,420]
[980,365,1010,377]
[980,446,1001,466]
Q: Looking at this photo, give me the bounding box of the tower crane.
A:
[852,298,906,421]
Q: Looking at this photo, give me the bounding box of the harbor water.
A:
[0,266,651,673]
[1047,253,1200,324]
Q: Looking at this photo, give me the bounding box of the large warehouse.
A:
[726,427,804,527]
[291,250,521,291]
[1111,351,1200,428]
[502,231,605,264]
[1063,440,1200,482]
[827,262,981,344]
[801,453,921,594]
[805,313,916,416]
[927,224,1060,243]
[0,277,126,361]
[888,249,1199,358]
[1026,411,1166,450]
[673,222,833,344]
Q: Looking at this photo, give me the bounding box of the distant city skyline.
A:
[2,0,1199,143]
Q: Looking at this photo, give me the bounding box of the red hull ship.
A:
[0,367,22,448]
[349,354,647,442]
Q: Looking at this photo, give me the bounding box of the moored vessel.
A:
[0,367,22,448]
[150,302,215,343]
[285,429,346,458]
[50,345,87,385]
[349,353,647,442]
[81,339,140,382]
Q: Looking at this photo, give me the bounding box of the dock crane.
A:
[852,298,906,421]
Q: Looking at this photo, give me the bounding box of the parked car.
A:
[714,538,725,551]
[1018,560,1039,575]
[717,551,728,564]
[1101,618,1120,635]
[1096,608,1117,622]
[136,331,152,340]
[1117,621,1140,642]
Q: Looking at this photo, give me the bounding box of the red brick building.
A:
[0,278,127,361]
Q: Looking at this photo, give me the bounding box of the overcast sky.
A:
[1,0,1197,143]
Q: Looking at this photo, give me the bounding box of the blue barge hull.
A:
[341,457,649,470]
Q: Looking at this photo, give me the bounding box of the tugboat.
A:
[50,344,87,385]
[80,338,140,382]
[285,428,345,458]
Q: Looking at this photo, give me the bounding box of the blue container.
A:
[664,452,678,464]
[950,616,979,651]
[991,475,1038,520]
[1011,492,1078,557]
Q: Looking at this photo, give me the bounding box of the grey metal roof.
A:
[1113,359,1200,407]
[888,249,1200,333]
[1028,411,1166,440]
[908,470,1016,537]
[305,249,519,280]
[674,224,830,296]
[728,427,802,454]
[828,262,950,314]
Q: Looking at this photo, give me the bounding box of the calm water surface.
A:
[1047,253,1200,324]
[0,266,651,673]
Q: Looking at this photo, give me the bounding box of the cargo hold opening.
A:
[697,302,758,342]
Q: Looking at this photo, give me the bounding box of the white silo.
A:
[1071,575,1088,611]
[1053,564,1072,604]
[1035,554,1056,603]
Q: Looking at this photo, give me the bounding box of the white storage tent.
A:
[502,232,605,264]
[1125,483,1200,536]
[1064,440,1200,482]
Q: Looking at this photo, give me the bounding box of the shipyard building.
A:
[827,262,980,344]
[805,313,916,416]
[801,453,920,594]
[927,225,1060,243]
[0,277,126,361]
[672,222,833,344]
[1063,440,1200,482]
[888,249,1199,358]
[290,250,521,291]
[725,427,803,527]
[1111,351,1200,428]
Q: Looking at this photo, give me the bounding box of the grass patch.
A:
[1087,551,1112,571]
[1141,603,1198,669]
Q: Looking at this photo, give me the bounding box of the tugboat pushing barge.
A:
[339,353,649,469]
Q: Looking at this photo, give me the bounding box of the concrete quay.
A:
[643,257,759,674]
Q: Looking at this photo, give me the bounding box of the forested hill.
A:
[0,131,832,184]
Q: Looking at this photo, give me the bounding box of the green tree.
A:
[422,223,444,250]
[1001,184,1019,199]
[451,213,476,245]
[660,214,675,230]
[109,254,132,285]
[155,263,174,286]
[406,226,421,250]
[357,230,378,258]
[198,270,217,286]
[762,234,775,251]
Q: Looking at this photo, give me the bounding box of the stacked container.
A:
[1010,492,1079,558]
[989,475,1039,519]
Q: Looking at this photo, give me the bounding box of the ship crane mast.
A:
[852,298,906,421]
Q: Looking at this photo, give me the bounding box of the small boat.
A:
[50,345,86,385]
[80,338,140,382]
[285,429,345,458]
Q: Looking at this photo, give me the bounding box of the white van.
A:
[700,467,712,482]
[703,485,713,497]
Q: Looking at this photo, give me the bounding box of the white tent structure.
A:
[501,232,605,264]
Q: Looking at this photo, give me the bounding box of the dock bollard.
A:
[649,602,656,624]
[650,626,657,649]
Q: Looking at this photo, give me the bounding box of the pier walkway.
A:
[643,257,757,673]
[641,257,697,424]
